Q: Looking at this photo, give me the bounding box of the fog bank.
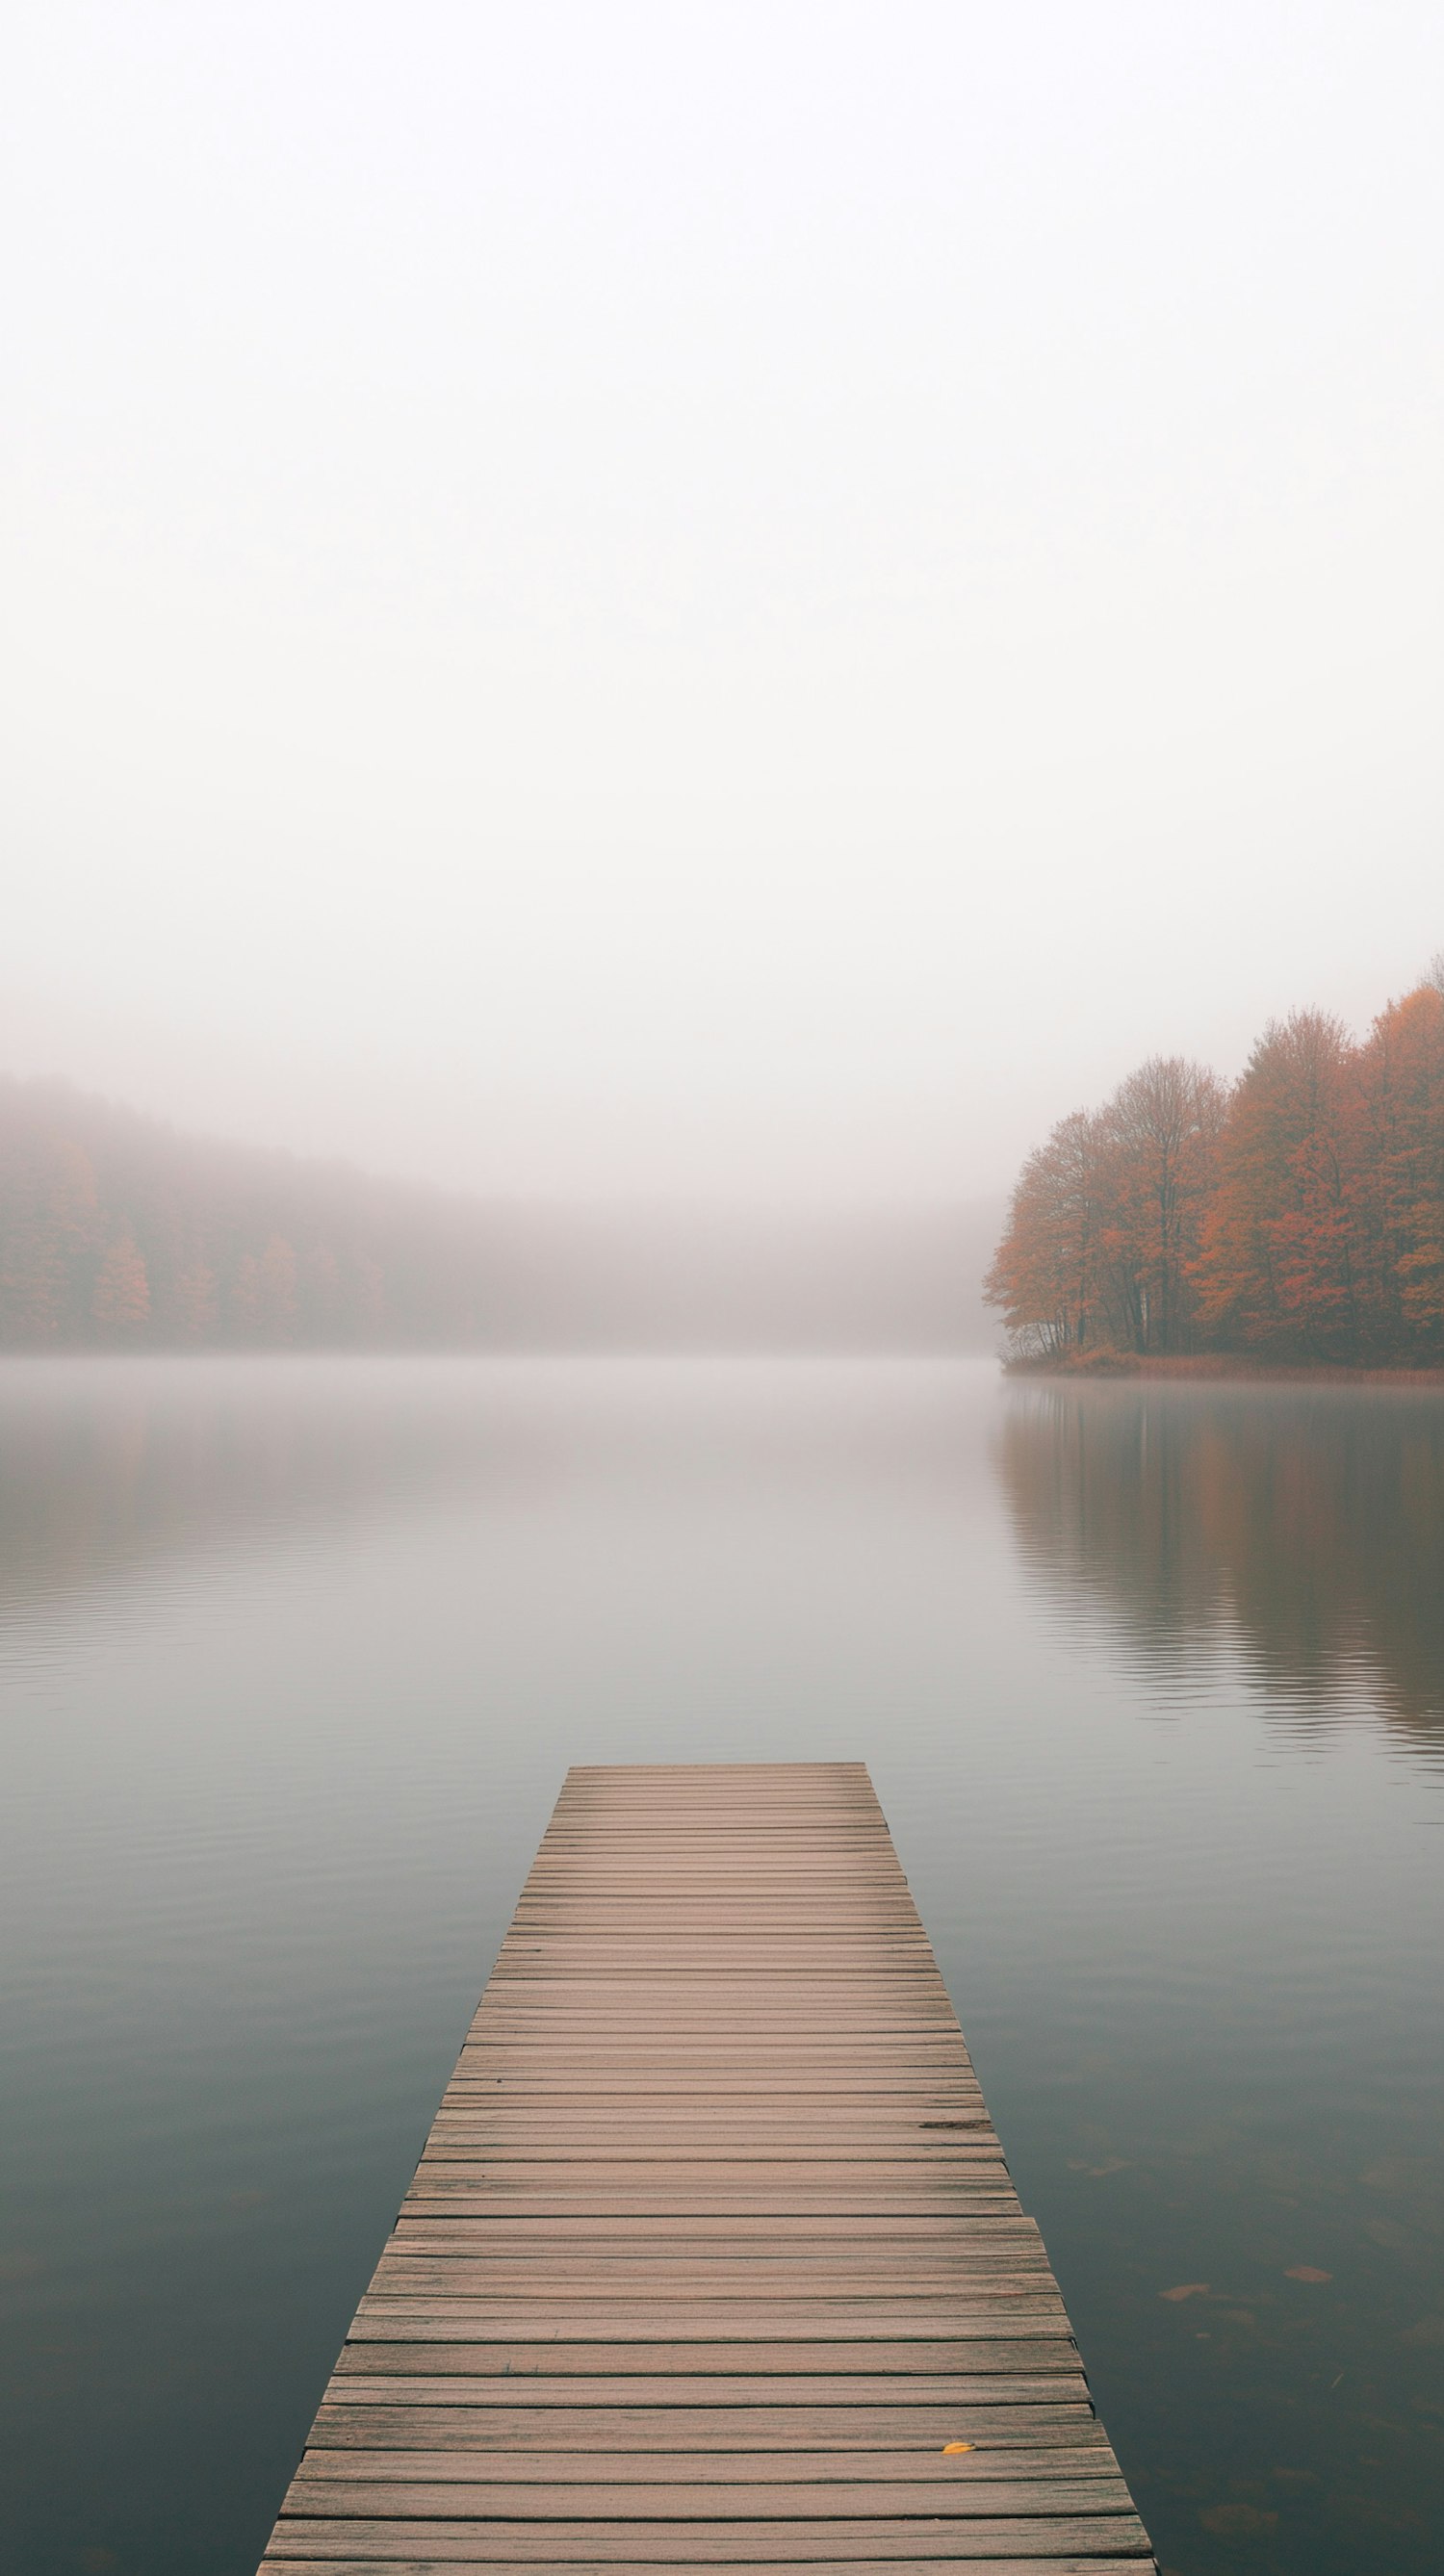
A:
[0,1077,1000,1352]
[4,3,1440,1201]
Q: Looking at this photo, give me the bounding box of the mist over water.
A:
[2,1355,1441,2576]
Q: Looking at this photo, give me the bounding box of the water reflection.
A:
[995,1380,1444,1742]
[0,1354,967,1636]
[2,1358,1441,2576]
[0,1357,516,1625]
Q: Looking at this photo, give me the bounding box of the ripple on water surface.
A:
[0,1355,1441,2576]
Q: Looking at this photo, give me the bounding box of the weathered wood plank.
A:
[333,2341,1087,2374]
[265,2563,1150,2575]
[388,2218,1032,2241]
[414,2156,1011,2177]
[325,2367,1095,2401]
[395,2202,1031,2222]
[375,2255,1050,2280]
[261,2515,1153,2562]
[347,2308,1074,2343]
[389,2213,1028,2234]
[365,2284,1060,2307]
[308,2409,1109,2449]
[253,1765,1152,2573]
[289,2452,1123,2486]
[419,2132,1002,2151]
[278,2481,1135,2519]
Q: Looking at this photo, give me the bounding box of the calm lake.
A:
[2,1355,1442,2576]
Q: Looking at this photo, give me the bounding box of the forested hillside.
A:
[987,964,1444,1365]
[0,1079,996,1351]
[0,1081,501,1347]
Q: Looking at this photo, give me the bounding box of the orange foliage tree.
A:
[0,1075,526,1350]
[91,1233,152,1333]
[1097,1057,1226,1352]
[991,972,1444,1366]
[0,1121,101,1342]
[985,1110,1104,1357]
[1352,982,1444,1351]
[257,1234,298,1342]
[987,1058,1224,1356]
[1192,1011,1364,1357]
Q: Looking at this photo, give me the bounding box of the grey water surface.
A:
[1,1355,1441,2576]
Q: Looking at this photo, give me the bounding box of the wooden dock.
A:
[259,1762,1154,2570]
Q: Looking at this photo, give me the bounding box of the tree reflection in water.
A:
[994,1380,1444,1741]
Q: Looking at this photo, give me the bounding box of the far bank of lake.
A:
[1007,1351,1444,1386]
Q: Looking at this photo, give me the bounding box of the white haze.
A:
[3,1,1440,1201]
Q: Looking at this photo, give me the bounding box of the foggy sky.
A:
[4,2,1440,1202]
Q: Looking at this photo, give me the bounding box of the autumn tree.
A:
[91,1232,151,1332]
[1192,1011,1364,1357]
[987,1059,1225,1357]
[171,1261,220,1338]
[258,1234,298,1342]
[1353,981,1444,1352]
[985,1109,1107,1356]
[0,1127,101,1342]
[0,1075,526,1352]
[348,1251,386,1342]
[228,1251,263,1341]
[300,1242,341,1341]
[1095,1057,1226,1352]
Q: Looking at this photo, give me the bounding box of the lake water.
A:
[2,1355,1441,2576]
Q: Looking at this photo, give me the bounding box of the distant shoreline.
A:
[1004,1352,1444,1387]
